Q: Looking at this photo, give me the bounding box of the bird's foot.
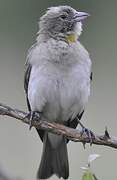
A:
[24,111,41,130]
[81,127,95,146]
[76,117,95,146]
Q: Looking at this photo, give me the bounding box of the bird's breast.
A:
[28,61,90,123]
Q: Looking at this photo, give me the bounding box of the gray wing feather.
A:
[24,44,44,141]
[24,43,37,111]
[24,62,32,111]
[90,72,93,81]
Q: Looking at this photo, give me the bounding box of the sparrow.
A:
[24,5,92,179]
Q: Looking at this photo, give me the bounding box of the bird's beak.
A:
[73,11,90,22]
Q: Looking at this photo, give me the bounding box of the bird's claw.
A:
[81,127,95,146]
[24,111,41,130]
[29,111,34,130]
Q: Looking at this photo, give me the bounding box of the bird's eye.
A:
[60,14,67,19]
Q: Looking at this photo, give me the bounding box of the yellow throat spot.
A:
[65,34,78,43]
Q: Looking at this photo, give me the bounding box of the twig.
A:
[0,103,117,149]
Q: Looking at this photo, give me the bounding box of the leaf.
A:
[82,171,95,180]
[88,154,100,164]
[81,166,89,170]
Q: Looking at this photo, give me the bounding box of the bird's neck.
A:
[37,21,82,44]
[37,30,79,44]
[65,34,78,43]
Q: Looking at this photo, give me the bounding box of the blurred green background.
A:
[0,0,117,179]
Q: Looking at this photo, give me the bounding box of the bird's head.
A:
[38,6,90,42]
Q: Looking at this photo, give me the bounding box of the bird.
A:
[24,5,92,180]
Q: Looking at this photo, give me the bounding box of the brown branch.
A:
[0,103,117,149]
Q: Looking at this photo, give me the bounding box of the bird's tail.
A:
[37,133,69,179]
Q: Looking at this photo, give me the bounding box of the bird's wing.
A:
[90,72,93,81]
[66,70,92,142]
[24,45,44,142]
[65,111,84,143]
[67,70,92,129]
[24,61,32,111]
[24,43,37,111]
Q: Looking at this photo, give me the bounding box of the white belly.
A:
[28,61,90,123]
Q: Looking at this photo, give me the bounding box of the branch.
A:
[0,103,117,149]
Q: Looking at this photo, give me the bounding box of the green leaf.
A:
[82,171,95,180]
